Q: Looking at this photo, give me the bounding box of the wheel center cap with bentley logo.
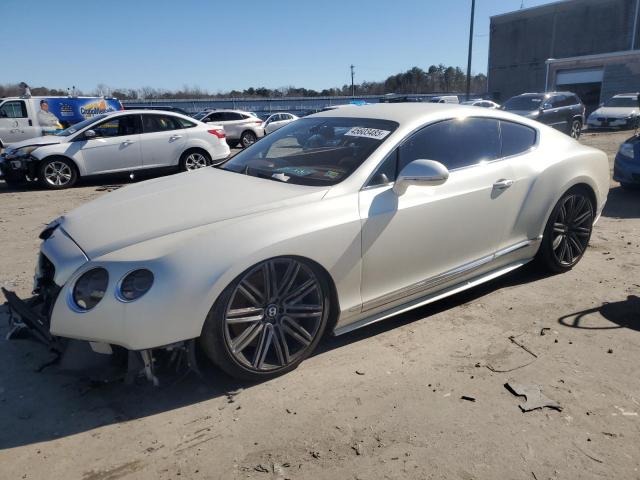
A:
[266,304,279,321]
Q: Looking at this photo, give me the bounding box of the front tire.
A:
[200,257,330,381]
[536,187,594,273]
[38,157,77,189]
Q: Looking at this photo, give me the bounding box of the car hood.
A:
[6,135,63,151]
[60,168,329,259]
[589,107,638,118]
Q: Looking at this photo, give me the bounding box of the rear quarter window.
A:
[500,121,537,157]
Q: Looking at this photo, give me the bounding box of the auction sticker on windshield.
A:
[344,127,391,140]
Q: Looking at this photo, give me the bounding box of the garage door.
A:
[556,68,603,85]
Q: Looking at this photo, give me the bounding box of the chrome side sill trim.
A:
[362,237,540,312]
[335,260,530,336]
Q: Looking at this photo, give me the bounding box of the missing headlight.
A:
[117,269,154,302]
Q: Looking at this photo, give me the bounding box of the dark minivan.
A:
[502,92,585,139]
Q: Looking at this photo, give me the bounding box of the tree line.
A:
[1,65,487,100]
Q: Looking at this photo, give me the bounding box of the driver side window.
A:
[398,118,500,171]
[92,115,142,138]
[0,101,27,118]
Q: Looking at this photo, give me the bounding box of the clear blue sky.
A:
[0,0,557,93]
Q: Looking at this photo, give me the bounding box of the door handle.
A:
[169,135,183,140]
[122,140,135,145]
[493,179,514,189]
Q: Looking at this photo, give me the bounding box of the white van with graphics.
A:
[0,96,123,147]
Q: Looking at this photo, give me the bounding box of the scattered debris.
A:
[607,348,613,354]
[310,451,321,459]
[254,464,269,473]
[352,443,363,456]
[509,335,538,358]
[602,432,618,438]
[226,389,242,403]
[505,383,562,412]
[486,334,537,373]
[573,442,604,464]
[461,395,476,402]
[540,327,550,336]
[355,370,365,375]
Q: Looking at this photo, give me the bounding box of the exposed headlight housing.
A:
[72,268,109,311]
[15,145,42,157]
[619,143,635,159]
[117,269,154,302]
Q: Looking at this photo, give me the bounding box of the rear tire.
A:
[535,186,594,273]
[179,150,211,171]
[38,157,78,189]
[569,119,582,139]
[199,257,331,381]
[240,131,257,148]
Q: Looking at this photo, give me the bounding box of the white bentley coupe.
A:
[3,104,609,381]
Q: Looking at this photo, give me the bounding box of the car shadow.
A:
[558,295,640,331]
[602,185,640,219]
[0,262,548,450]
[0,170,180,194]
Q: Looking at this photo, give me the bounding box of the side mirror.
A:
[84,129,97,139]
[393,159,449,195]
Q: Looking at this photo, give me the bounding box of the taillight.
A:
[208,129,225,139]
[254,120,263,125]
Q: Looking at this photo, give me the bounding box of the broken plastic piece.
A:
[505,382,562,412]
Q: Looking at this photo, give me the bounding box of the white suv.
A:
[196,109,265,148]
[0,110,230,189]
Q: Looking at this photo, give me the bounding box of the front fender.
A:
[53,193,362,350]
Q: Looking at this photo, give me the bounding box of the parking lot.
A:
[0,130,639,479]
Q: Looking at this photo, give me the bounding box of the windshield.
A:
[55,115,107,136]
[220,117,398,186]
[503,96,543,111]
[604,97,638,108]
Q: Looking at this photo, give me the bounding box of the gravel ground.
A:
[1,133,639,480]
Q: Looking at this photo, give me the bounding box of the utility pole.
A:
[465,0,475,101]
[350,64,355,97]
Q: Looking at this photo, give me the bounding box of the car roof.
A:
[309,102,529,127]
[613,93,640,97]
[103,109,196,121]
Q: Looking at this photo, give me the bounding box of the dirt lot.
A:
[1,132,639,480]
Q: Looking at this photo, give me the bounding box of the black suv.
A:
[501,92,585,139]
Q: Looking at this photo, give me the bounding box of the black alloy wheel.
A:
[537,187,594,272]
[200,257,330,381]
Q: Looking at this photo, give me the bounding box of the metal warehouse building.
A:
[488,0,640,112]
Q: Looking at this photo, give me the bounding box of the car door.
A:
[494,119,541,250]
[78,114,142,174]
[359,117,516,311]
[266,114,286,134]
[221,112,248,139]
[204,111,228,134]
[140,114,187,168]
[0,100,35,143]
[540,95,567,132]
